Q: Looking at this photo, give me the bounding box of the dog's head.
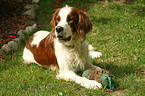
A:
[51,5,92,43]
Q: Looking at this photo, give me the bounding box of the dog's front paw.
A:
[86,80,102,89]
[80,78,102,89]
[56,73,70,81]
[89,51,102,59]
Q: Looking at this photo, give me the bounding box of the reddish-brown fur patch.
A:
[73,8,92,39]
[26,32,59,69]
[50,7,92,40]
[50,8,61,32]
[25,6,92,69]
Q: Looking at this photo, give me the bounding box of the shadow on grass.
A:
[0,52,22,72]
[91,16,120,25]
[132,6,145,17]
[92,61,143,90]
[93,61,142,78]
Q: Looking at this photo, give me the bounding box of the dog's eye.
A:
[56,17,60,22]
[67,17,73,22]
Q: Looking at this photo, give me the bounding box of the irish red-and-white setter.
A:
[23,5,102,89]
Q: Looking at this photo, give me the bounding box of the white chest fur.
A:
[54,39,90,72]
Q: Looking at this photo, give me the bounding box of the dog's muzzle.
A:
[56,26,71,42]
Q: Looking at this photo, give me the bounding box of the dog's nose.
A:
[56,26,63,33]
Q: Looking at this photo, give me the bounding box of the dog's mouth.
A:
[58,36,72,42]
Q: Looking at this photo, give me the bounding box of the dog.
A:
[22,5,102,89]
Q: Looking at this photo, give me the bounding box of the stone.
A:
[23,9,36,17]
[17,30,25,40]
[24,4,39,11]
[32,0,39,3]
[32,4,39,10]
[8,41,18,51]
[24,4,32,10]
[14,38,22,44]
[25,26,34,34]
[1,44,11,54]
[32,24,37,31]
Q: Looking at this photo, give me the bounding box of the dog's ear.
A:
[50,8,61,32]
[76,10,92,39]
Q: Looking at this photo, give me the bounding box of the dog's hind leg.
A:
[88,45,102,59]
[22,47,37,64]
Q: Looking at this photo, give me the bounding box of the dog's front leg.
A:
[56,71,102,89]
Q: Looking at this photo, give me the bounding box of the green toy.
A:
[82,69,115,90]
[82,70,91,78]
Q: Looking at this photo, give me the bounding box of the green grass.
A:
[0,0,145,95]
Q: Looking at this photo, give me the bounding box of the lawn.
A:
[0,0,145,95]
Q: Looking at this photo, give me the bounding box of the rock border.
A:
[0,0,40,55]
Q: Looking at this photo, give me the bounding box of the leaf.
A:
[39,76,44,80]
[82,8,86,11]
[60,0,64,4]
[22,80,28,84]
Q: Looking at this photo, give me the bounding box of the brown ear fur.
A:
[50,8,61,32]
[77,10,92,39]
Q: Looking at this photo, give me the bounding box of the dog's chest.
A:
[54,40,88,72]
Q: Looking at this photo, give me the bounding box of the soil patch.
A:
[0,0,34,48]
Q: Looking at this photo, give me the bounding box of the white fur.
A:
[23,47,37,64]
[88,45,102,59]
[23,6,103,89]
[89,51,102,59]
[23,31,59,71]
[54,33,102,89]
[23,46,43,67]
[55,6,73,40]
[56,71,102,89]
[23,31,50,65]
[31,31,49,47]
[23,30,102,89]
[88,45,95,51]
